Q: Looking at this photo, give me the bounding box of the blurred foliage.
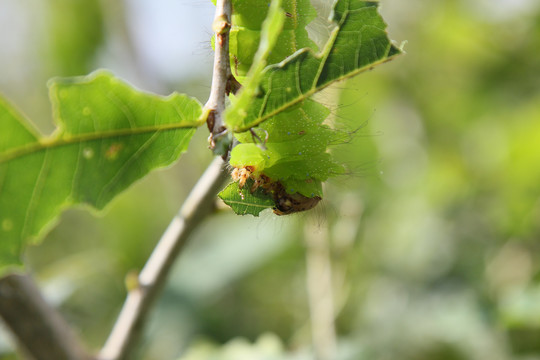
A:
[45,0,104,76]
[1,0,540,359]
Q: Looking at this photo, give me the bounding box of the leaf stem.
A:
[98,157,228,360]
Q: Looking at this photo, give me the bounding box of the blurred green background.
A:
[1,0,540,359]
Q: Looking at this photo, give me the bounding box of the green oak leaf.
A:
[218,180,274,216]
[0,70,203,271]
[226,0,402,132]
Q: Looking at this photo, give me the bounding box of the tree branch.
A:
[98,157,228,360]
[0,1,233,359]
[99,1,234,357]
[0,273,91,360]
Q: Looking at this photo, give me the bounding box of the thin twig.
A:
[0,273,91,360]
[98,157,228,360]
[204,0,232,150]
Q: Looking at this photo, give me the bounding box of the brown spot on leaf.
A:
[105,143,123,160]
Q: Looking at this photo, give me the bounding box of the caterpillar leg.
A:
[250,174,271,193]
[231,166,254,189]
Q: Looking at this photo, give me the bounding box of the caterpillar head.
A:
[272,182,322,215]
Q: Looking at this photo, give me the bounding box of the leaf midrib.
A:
[224,199,272,208]
[239,53,398,133]
[0,121,200,164]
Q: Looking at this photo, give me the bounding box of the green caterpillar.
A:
[221,0,400,215]
[225,0,344,215]
[228,0,317,80]
[229,99,345,214]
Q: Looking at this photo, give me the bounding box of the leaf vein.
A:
[20,150,51,242]
[95,131,162,207]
